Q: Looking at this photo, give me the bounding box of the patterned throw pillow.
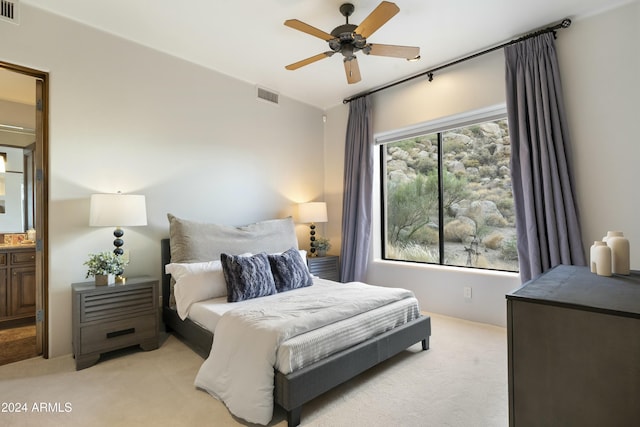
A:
[268,247,313,292]
[220,252,277,302]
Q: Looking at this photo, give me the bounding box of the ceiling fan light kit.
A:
[284,1,420,84]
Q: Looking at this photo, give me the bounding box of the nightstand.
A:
[72,277,159,370]
[307,255,340,281]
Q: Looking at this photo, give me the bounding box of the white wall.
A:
[323,105,348,255]
[375,52,519,327]
[558,0,640,260]
[1,5,325,357]
[324,1,639,327]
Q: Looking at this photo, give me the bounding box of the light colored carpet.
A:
[0,314,507,426]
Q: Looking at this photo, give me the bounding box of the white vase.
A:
[603,231,630,275]
[591,241,612,277]
[589,241,599,273]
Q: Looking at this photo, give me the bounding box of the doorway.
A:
[0,62,48,365]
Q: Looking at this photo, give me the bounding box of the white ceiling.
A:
[20,0,629,109]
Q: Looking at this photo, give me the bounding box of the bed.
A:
[161,215,431,426]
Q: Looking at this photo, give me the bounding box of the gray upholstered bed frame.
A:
[161,238,431,426]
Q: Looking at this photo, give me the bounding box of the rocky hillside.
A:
[385,119,519,271]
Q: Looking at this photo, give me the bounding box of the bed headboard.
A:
[167,214,298,264]
[161,215,299,309]
[161,238,172,309]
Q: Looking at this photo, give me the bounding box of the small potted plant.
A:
[313,237,331,257]
[84,251,128,286]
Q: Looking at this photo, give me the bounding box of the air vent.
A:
[256,86,279,105]
[0,0,19,24]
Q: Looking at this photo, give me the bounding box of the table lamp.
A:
[89,192,147,256]
[298,202,328,257]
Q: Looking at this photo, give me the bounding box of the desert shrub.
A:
[386,242,438,263]
[410,225,440,245]
[483,233,504,250]
[443,136,468,153]
[441,170,470,211]
[463,158,480,168]
[501,238,519,260]
[479,165,498,179]
[444,219,475,242]
[485,213,508,227]
[386,174,437,244]
[391,138,420,152]
[497,197,514,212]
[414,155,437,175]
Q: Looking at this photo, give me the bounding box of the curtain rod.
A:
[342,18,572,104]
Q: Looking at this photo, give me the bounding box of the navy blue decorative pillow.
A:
[220,252,277,302]
[268,247,313,293]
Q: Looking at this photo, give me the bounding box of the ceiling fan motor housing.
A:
[330,23,367,57]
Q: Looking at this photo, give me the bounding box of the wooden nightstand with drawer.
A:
[72,277,159,370]
[307,255,340,281]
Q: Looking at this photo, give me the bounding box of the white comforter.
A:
[194,280,415,425]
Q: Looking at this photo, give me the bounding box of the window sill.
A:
[371,258,520,279]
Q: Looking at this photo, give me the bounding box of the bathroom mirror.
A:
[0,139,36,234]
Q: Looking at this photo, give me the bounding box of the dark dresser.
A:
[506,265,640,426]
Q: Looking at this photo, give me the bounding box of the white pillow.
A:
[165,261,226,320]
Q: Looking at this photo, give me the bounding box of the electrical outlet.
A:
[464,286,472,299]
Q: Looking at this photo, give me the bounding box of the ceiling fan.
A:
[284,1,420,84]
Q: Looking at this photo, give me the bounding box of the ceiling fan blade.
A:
[344,58,361,84]
[285,52,334,70]
[355,1,400,39]
[284,19,334,41]
[367,44,420,59]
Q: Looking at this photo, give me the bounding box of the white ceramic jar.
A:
[591,241,612,277]
[603,231,630,275]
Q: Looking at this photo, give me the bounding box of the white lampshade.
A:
[298,202,328,224]
[89,193,147,227]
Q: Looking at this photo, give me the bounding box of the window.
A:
[379,108,519,272]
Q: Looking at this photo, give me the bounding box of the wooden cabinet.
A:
[307,255,340,281]
[72,277,159,370]
[506,265,640,426]
[0,246,36,326]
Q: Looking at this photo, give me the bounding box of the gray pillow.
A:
[221,252,277,302]
[168,214,298,263]
[268,247,313,292]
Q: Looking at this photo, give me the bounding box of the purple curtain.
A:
[340,96,373,282]
[505,33,586,282]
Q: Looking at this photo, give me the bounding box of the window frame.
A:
[375,104,516,272]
